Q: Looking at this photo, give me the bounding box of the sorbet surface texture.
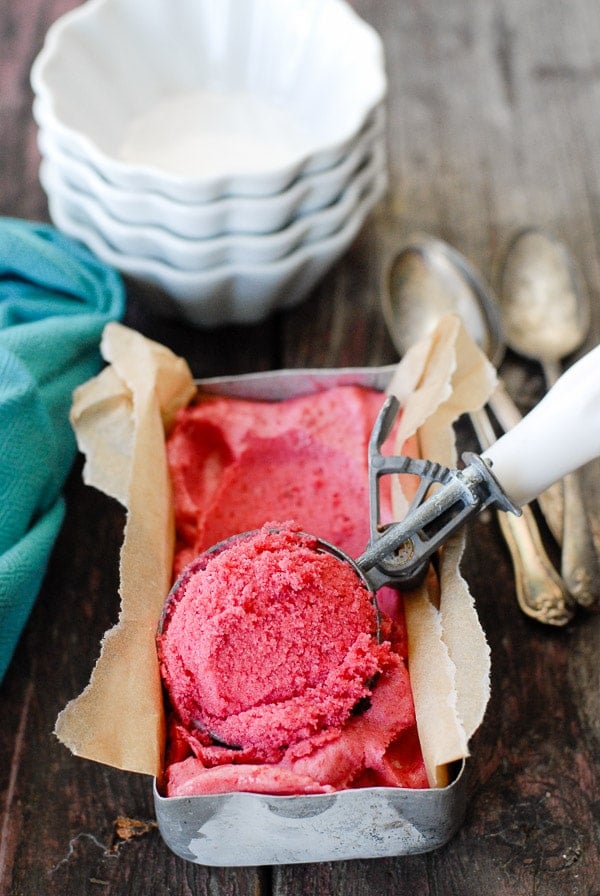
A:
[159,386,428,796]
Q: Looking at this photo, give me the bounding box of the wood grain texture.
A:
[1,0,600,893]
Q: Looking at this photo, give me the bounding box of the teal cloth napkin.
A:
[0,218,125,684]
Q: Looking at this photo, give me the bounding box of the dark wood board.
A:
[1,0,599,893]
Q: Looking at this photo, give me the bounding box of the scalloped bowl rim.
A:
[39,142,386,269]
[47,170,387,285]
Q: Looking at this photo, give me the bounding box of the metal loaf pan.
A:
[153,365,469,866]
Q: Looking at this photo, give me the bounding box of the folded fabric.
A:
[0,218,125,684]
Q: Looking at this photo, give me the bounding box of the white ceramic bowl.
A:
[40,142,386,270]
[31,0,387,202]
[46,170,387,327]
[36,103,386,239]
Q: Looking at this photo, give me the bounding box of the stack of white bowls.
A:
[31,0,388,327]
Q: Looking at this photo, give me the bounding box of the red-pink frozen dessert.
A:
[158,386,428,796]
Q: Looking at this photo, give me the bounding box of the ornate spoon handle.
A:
[556,467,600,609]
[496,504,574,625]
[470,405,574,625]
[539,358,600,609]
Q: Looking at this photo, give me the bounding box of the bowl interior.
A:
[33,0,385,181]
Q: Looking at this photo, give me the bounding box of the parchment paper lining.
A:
[55,315,495,787]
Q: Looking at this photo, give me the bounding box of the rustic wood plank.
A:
[1,0,600,892]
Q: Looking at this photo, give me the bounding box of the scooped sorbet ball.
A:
[157,524,390,763]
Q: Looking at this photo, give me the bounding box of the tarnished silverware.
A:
[498,228,600,610]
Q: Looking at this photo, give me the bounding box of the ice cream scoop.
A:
[361,341,600,592]
[162,342,600,646]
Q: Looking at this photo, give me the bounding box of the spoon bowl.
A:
[383,235,504,365]
[497,227,590,375]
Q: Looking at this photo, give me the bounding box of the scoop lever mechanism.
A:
[357,396,518,590]
[357,342,600,591]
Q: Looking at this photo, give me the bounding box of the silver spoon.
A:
[497,227,600,609]
[382,234,574,625]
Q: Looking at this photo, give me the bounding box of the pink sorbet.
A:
[158,525,388,761]
[166,385,402,575]
[158,385,428,796]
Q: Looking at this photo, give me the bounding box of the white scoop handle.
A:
[483,343,600,507]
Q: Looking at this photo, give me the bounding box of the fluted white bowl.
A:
[31,0,387,203]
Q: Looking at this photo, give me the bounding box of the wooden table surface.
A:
[2,0,600,893]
